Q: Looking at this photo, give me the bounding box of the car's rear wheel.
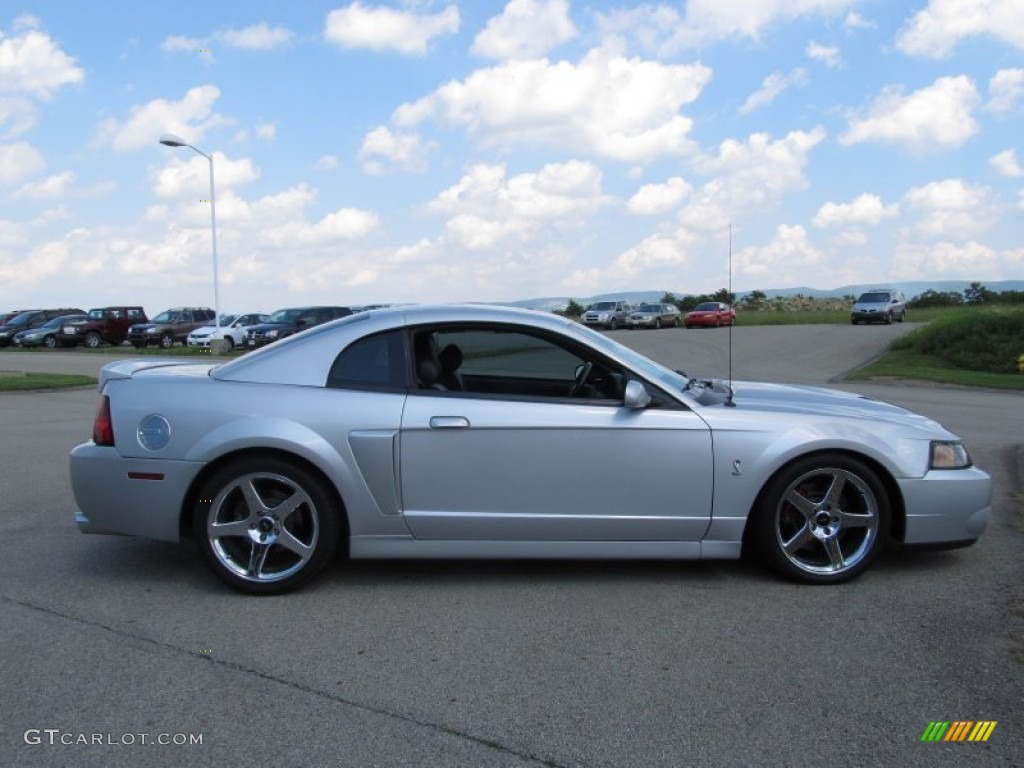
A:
[84,331,102,349]
[193,458,342,594]
[750,453,888,584]
[159,333,174,349]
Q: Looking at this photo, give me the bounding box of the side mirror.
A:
[623,380,651,409]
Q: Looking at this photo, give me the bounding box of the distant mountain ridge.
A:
[508,280,1024,311]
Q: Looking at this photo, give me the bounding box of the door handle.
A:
[429,416,470,429]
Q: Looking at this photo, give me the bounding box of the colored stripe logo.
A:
[921,721,997,742]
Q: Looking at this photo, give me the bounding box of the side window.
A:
[411,326,627,402]
[327,330,408,390]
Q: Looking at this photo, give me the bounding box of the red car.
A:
[684,302,736,328]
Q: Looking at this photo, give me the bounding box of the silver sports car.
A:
[69,304,991,594]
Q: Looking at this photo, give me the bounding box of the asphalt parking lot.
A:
[1,325,1021,767]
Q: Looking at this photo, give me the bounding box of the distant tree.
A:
[555,299,586,318]
[712,288,736,305]
[964,282,995,305]
[660,292,680,309]
[908,289,963,308]
[742,289,767,310]
[996,289,1024,305]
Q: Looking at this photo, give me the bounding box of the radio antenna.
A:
[725,223,736,407]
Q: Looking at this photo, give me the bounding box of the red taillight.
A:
[92,396,114,446]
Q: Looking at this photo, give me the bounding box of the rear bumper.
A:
[70,442,205,542]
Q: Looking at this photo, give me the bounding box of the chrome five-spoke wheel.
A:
[194,458,342,594]
[752,454,889,583]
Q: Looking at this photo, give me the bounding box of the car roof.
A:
[213,304,578,386]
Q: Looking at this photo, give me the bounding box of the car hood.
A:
[699,380,948,434]
[247,322,294,331]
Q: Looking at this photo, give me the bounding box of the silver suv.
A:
[582,300,634,330]
[851,289,906,325]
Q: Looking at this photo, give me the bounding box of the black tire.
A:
[223,336,234,351]
[43,335,58,349]
[608,318,617,330]
[84,331,102,349]
[749,453,889,584]
[673,317,680,328]
[884,311,893,325]
[897,311,906,323]
[715,317,721,327]
[851,319,858,325]
[655,318,662,329]
[193,457,343,594]
[160,333,174,349]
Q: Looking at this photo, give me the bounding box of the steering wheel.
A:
[567,362,593,398]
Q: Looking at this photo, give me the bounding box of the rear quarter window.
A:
[327,330,408,390]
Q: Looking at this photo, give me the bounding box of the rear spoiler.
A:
[97,359,197,391]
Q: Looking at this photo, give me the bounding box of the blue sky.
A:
[1,1,1022,313]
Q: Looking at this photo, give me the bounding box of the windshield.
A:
[693,302,719,311]
[150,311,180,324]
[636,304,659,312]
[591,301,616,311]
[857,292,890,303]
[6,311,37,327]
[571,323,687,392]
[87,309,106,319]
[267,309,304,323]
[42,315,80,329]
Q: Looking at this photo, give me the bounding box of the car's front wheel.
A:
[159,333,174,349]
[43,335,58,349]
[84,331,102,349]
[193,458,343,594]
[750,453,889,584]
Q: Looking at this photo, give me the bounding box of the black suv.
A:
[0,308,86,347]
[127,307,215,349]
[245,306,352,349]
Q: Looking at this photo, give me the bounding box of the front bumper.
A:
[898,466,992,546]
[70,442,205,542]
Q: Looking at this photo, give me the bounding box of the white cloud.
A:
[96,85,223,151]
[681,128,826,230]
[806,41,841,68]
[896,0,1024,59]
[627,177,692,215]
[987,68,1024,112]
[153,152,260,197]
[13,170,74,199]
[892,240,1024,280]
[430,161,610,250]
[472,0,577,60]
[740,69,807,114]
[596,0,857,55]
[990,149,1023,177]
[324,2,460,55]
[314,154,340,170]
[256,122,276,141]
[160,35,203,53]
[0,96,37,137]
[0,26,84,98]
[358,126,434,175]
[839,75,979,151]
[903,178,996,239]
[813,193,899,227]
[219,23,294,50]
[396,48,712,162]
[843,12,875,29]
[734,224,825,283]
[0,140,45,184]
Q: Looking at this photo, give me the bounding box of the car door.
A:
[399,324,713,542]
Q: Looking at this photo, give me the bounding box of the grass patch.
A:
[850,306,1024,390]
[0,371,97,391]
[848,350,1024,390]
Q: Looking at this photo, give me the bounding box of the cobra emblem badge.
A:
[732,459,742,476]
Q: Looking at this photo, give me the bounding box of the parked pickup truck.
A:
[59,306,147,348]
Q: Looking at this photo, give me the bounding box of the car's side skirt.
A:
[349,537,742,560]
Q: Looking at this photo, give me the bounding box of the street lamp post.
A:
[158,133,221,339]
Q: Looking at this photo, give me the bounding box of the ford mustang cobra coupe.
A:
[69,305,991,594]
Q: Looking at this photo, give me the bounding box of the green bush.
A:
[892,308,1024,373]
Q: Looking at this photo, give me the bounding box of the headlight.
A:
[145,327,158,334]
[930,441,972,469]
[266,330,279,339]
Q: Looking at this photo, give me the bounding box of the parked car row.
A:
[1,304,362,353]
[581,300,737,330]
